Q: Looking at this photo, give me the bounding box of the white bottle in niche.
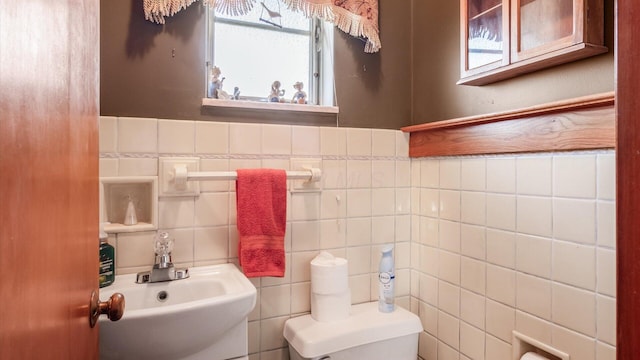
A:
[378,244,395,313]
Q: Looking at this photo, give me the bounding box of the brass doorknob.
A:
[89,290,125,328]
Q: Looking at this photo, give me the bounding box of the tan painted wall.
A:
[412,0,615,124]
[100,0,412,129]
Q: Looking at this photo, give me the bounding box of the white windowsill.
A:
[202,98,339,114]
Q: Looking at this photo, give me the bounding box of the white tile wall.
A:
[100,117,616,360]
[413,151,616,360]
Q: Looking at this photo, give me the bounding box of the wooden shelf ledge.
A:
[401,92,615,157]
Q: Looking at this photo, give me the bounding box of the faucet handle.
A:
[154,231,174,255]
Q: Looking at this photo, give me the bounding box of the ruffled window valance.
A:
[142,0,380,53]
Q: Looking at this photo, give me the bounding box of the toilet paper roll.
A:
[311,251,349,295]
[311,290,351,322]
[521,352,550,360]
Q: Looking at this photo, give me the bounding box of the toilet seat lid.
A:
[283,302,423,358]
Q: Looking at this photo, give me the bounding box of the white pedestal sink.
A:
[99,263,257,360]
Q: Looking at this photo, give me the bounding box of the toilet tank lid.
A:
[283,302,423,358]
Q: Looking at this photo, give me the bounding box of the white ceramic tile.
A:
[349,274,371,303]
[440,190,461,221]
[515,310,552,345]
[485,334,512,360]
[460,158,486,191]
[396,188,411,214]
[553,198,596,244]
[460,321,485,360]
[346,217,371,246]
[346,160,372,188]
[166,228,194,264]
[597,248,616,297]
[260,284,291,318]
[291,125,320,155]
[259,316,288,350]
[118,117,157,153]
[396,269,411,297]
[486,157,516,194]
[371,216,395,245]
[438,280,460,317]
[461,256,486,295]
[460,224,486,260]
[290,192,321,221]
[290,221,320,251]
[516,234,551,278]
[461,191,486,225]
[421,159,440,188]
[371,188,395,216]
[99,116,118,153]
[116,158,157,176]
[411,214,421,244]
[320,127,346,156]
[229,158,261,172]
[516,196,552,237]
[552,324,596,360]
[115,231,156,268]
[438,311,460,350]
[438,340,460,360]
[597,295,616,346]
[516,273,551,320]
[597,153,616,200]
[229,227,239,258]
[99,158,118,177]
[420,273,439,306]
[597,201,616,248]
[346,189,372,217]
[229,123,261,154]
[596,342,616,360]
[486,299,515,343]
[321,160,347,189]
[516,156,552,196]
[395,240,411,268]
[320,189,346,219]
[461,289,486,329]
[291,251,316,282]
[396,131,410,157]
[261,124,291,154]
[158,119,194,154]
[372,129,396,156]
[372,160,395,188]
[291,282,311,314]
[319,219,346,249]
[439,220,461,253]
[421,188,440,217]
[486,229,515,269]
[551,283,596,337]
[553,154,597,198]
[194,192,229,227]
[194,226,228,261]
[486,194,516,231]
[440,159,461,190]
[159,197,195,228]
[419,332,438,360]
[248,320,260,354]
[421,217,439,246]
[195,121,229,154]
[439,250,461,285]
[412,161,421,187]
[552,240,596,290]
[396,160,411,188]
[420,245,440,276]
[260,347,288,360]
[346,128,371,156]
[486,264,516,306]
[419,301,439,337]
[199,159,230,192]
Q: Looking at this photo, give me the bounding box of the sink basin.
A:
[99,263,257,360]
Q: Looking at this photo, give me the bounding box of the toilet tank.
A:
[284,302,423,360]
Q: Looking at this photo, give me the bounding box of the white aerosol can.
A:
[378,244,395,313]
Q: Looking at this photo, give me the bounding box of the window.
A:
[206,3,333,106]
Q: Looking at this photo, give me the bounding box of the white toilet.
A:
[283,302,423,360]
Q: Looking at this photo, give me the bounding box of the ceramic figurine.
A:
[233,87,241,100]
[208,66,224,99]
[291,81,307,104]
[269,80,285,102]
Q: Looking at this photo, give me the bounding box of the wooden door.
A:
[0,0,100,358]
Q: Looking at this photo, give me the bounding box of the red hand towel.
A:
[236,169,287,277]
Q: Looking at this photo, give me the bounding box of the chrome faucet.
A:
[136,232,189,283]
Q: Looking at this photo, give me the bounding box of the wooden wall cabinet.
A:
[459,0,607,86]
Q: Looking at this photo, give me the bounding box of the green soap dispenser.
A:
[99,223,115,288]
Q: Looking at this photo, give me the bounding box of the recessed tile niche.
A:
[100,177,158,233]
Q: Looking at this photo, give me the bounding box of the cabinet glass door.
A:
[467,0,506,70]
[516,0,573,53]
